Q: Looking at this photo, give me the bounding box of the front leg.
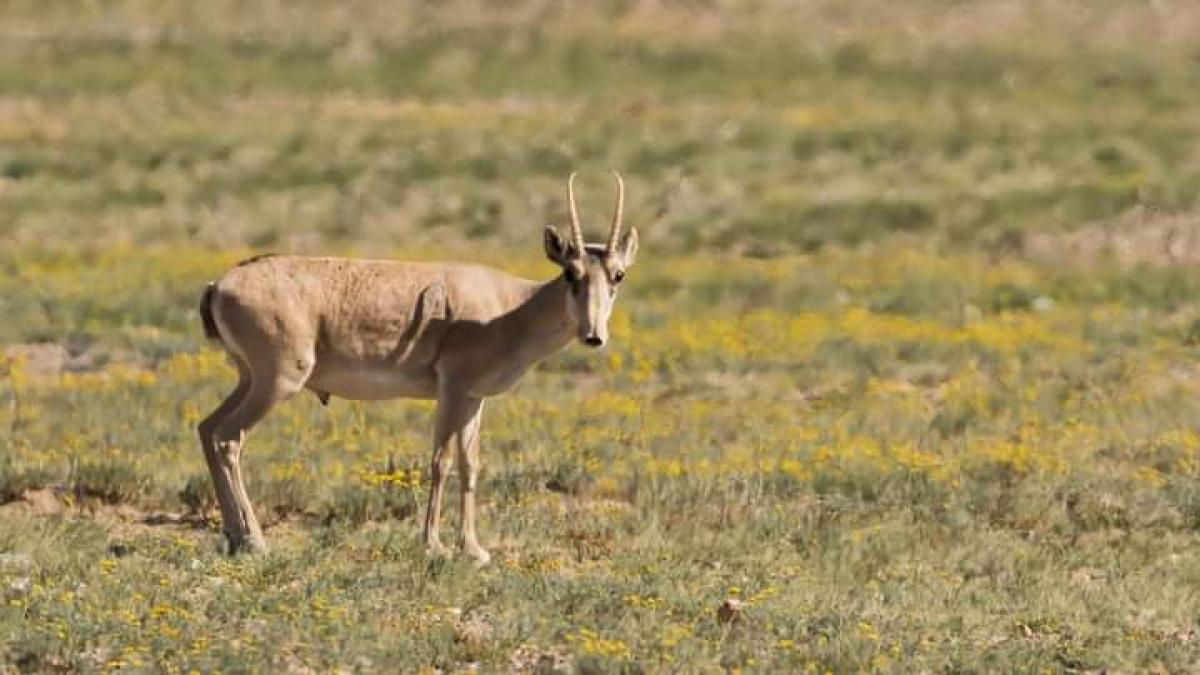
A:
[423,392,486,563]
[422,438,454,558]
[455,398,488,565]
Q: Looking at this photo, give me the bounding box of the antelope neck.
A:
[499,274,577,365]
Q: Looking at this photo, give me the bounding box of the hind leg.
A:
[207,351,313,554]
[212,362,311,554]
[197,359,252,549]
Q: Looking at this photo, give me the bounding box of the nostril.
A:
[585,336,604,347]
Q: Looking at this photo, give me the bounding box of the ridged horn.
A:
[566,172,586,254]
[606,170,625,252]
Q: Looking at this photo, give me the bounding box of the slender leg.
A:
[423,393,485,562]
[422,440,454,557]
[198,362,251,550]
[210,367,308,554]
[456,400,488,565]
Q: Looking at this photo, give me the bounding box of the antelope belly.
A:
[306,362,437,400]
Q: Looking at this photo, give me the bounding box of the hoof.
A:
[225,533,268,556]
[464,546,492,567]
[425,540,453,559]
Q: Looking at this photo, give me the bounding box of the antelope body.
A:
[197,173,638,563]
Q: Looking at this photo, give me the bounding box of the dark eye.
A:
[613,270,625,283]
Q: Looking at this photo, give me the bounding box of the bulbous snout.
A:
[584,334,605,348]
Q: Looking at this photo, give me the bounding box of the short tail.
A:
[200,283,221,341]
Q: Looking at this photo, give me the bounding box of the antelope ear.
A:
[618,227,639,267]
[544,226,573,265]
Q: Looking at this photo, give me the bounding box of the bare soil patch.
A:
[1024,207,1200,268]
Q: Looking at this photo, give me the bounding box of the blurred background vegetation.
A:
[3,0,1199,255]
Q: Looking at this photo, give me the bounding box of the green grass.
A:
[3,1,1200,672]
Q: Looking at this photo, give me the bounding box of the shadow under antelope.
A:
[196,172,639,563]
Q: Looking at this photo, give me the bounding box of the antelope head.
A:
[543,171,639,348]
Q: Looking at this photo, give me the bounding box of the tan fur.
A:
[197,173,639,563]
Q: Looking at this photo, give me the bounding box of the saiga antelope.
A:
[197,172,638,563]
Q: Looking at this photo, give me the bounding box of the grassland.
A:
[4,1,1200,672]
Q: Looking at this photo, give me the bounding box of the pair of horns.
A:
[566,170,625,254]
